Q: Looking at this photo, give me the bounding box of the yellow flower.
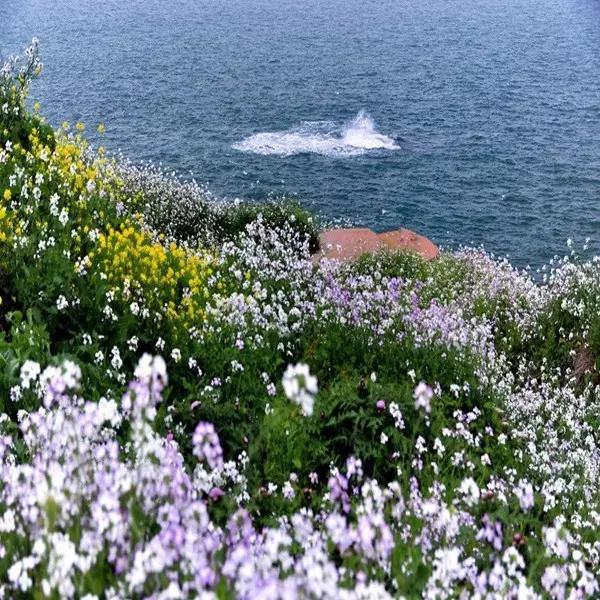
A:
[97,123,105,134]
[33,101,41,112]
[2,189,11,201]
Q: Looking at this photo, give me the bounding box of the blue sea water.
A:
[2,0,600,267]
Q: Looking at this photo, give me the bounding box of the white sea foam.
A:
[233,111,399,157]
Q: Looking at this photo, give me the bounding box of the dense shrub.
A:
[115,159,320,251]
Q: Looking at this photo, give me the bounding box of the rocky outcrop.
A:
[378,229,439,261]
[314,227,439,263]
[317,228,382,261]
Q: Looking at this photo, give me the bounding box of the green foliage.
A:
[117,160,320,252]
[0,310,51,415]
[222,198,320,253]
[0,39,54,152]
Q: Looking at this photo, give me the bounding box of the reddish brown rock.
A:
[317,228,382,262]
[314,227,438,263]
[377,228,439,261]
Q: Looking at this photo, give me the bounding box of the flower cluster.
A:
[91,222,220,338]
[0,356,597,598]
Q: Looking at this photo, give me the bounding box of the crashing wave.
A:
[233,110,399,157]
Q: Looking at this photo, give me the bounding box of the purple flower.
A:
[192,422,224,469]
[477,514,503,552]
[328,471,350,513]
[209,487,225,501]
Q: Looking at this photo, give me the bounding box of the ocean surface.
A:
[2,0,600,267]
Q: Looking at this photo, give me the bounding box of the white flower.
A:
[97,397,121,427]
[32,539,45,556]
[49,193,59,216]
[56,295,68,311]
[543,518,571,559]
[459,477,480,507]
[413,381,433,413]
[541,565,568,597]
[134,353,167,385]
[282,481,295,500]
[282,362,317,416]
[110,347,122,370]
[20,360,40,389]
[0,509,16,532]
[58,208,69,226]
[502,547,525,577]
